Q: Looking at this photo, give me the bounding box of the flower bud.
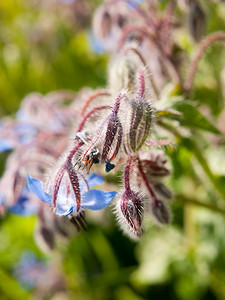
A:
[127,70,154,152]
[188,1,206,42]
[152,182,173,200]
[129,99,153,151]
[151,199,170,224]
[138,150,170,179]
[101,114,120,161]
[116,189,144,239]
[101,92,124,168]
[93,5,112,40]
[108,55,138,95]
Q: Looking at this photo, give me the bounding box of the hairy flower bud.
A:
[108,55,138,95]
[101,114,121,161]
[101,92,124,170]
[138,150,170,179]
[129,98,153,152]
[126,70,154,152]
[93,5,112,40]
[116,189,144,239]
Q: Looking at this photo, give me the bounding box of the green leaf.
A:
[159,102,221,134]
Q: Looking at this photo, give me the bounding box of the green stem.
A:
[158,121,225,201]
[176,194,225,215]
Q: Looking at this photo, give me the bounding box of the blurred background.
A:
[1,0,225,299]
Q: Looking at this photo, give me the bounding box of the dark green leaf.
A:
[158,102,221,134]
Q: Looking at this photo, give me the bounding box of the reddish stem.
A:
[112,92,124,114]
[77,105,111,133]
[80,90,110,116]
[118,24,182,85]
[52,141,84,208]
[67,166,81,212]
[185,32,225,93]
[137,157,157,203]
[138,69,145,98]
[123,46,159,100]
[124,156,133,191]
[161,0,176,49]
[52,166,66,208]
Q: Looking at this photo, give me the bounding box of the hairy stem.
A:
[77,105,111,133]
[137,156,158,202]
[124,156,133,191]
[185,32,225,93]
[124,46,159,100]
[80,90,110,116]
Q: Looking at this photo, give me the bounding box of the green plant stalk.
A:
[175,194,225,215]
[158,121,225,201]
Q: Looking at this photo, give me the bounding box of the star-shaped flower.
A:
[27,174,117,216]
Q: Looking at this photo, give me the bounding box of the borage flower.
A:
[27,173,117,217]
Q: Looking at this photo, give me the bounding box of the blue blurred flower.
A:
[27,174,117,216]
[8,187,38,216]
[14,123,37,144]
[86,31,106,54]
[0,123,37,153]
[0,139,13,153]
[14,251,47,290]
[127,0,144,9]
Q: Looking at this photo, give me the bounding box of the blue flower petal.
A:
[27,175,52,204]
[56,205,75,216]
[0,139,13,153]
[82,189,117,210]
[86,173,105,188]
[9,189,38,216]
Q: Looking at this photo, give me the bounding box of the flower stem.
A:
[137,156,157,203]
[123,46,159,100]
[80,90,110,116]
[124,156,132,191]
[185,32,225,93]
[176,194,225,215]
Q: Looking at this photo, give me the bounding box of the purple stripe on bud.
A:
[101,115,119,161]
[109,121,123,162]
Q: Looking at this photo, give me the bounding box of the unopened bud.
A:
[126,99,153,153]
[188,1,206,42]
[151,199,170,224]
[153,182,173,200]
[93,5,112,40]
[139,150,170,179]
[116,189,144,238]
[108,55,138,95]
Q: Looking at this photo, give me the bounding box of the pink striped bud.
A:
[116,189,144,239]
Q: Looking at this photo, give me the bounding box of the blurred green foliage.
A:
[1,1,225,300]
[0,0,107,115]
